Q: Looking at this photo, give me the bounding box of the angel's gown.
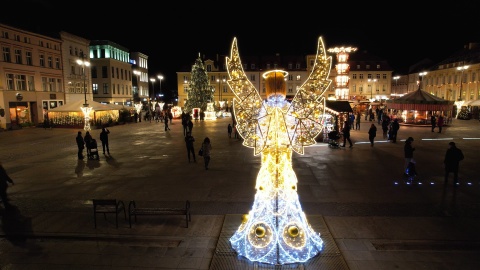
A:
[229,95,323,265]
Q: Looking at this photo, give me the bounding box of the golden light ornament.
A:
[228,37,330,264]
[80,106,93,131]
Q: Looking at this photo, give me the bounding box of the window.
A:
[356,65,360,69]
[24,37,30,43]
[288,86,293,93]
[367,74,372,79]
[26,51,32,65]
[206,64,212,72]
[376,74,380,79]
[359,86,363,93]
[288,63,293,69]
[102,83,108,94]
[48,56,53,68]
[359,74,364,79]
[288,74,293,81]
[6,74,14,90]
[42,77,47,91]
[71,65,75,75]
[91,66,97,78]
[2,31,9,39]
[55,58,60,69]
[2,47,11,62]
[93,83,98,94]
[382,74,386,79]
[14,34,20,41]
[28,76,34,91]
[69,46,73,55]
[48,78,56,91]
[57,79,62,92]
[352,84,356,93]
[14,49,22,64]
[296,75,301,81]
[116,68,119,79]
[15,75,27,90]
[111,67,115,78]
[366,65,370,69]
[295,63,300,69]
[102,66,108,78]
[352,74,357,79]
[39,54,45,67]
[250,74,255,81]
[376,64,380,69]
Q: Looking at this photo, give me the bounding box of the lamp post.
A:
[393,76,400,99]
[457,65,469,101]
[76,52,91,131]
[157,75,163,101]
[149,78,155,122]
[368,78,377,100]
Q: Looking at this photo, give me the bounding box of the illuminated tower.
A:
[226,37,332,265]
[327,47,357,100]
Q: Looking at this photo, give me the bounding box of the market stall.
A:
[47,100,121,128]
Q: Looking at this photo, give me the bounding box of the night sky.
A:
[3,1,480,93]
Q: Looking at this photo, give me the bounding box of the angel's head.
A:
[263,70,288,98]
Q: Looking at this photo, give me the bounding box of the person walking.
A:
[99,127,110,155]
[187,119,193,134]
[0,161,15,206]
[185,132,196,163]
[403,137,415,176]
[391,119,400,143]
[341,121,353,148]
[381,116,390,139]
[444,142,464,187]
[76,131,85,159]
[201,137,212,170]
[355,112,361,130]
[181,113,189,136]
[431,114,437,132]
[83,131,93,157]
[368,123,377,147]
[437,115,444,133]
[164,116,170,131]
[228,123,233,138]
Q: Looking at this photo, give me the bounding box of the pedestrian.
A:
[228,123,233,138]
[349,113,355,130]
[403,137,415,176]
[99,127,110,155]
[134,111,138,123]
[437,115,444,133]
[201,137,212,170]
[381,116,390,139]
[76,131,85,159]
[164,116,170,131]
[355,112,361,130]
[341,121,353,148]
[431,114,436,132]
[182,113,188,136]
[0,161,15,206]
[185,131,196,163]
[368,123,377,147]
[83,131,93,157]
[187,119,193,133]
[391,119,400,143]
[444,142,464,187]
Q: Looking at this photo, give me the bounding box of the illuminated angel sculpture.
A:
[227,37,332,265]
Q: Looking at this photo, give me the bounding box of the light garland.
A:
[226,37,332,264]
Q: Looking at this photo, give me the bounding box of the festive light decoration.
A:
[227,37,332,265]
[327,47,356,100]
[80,106,92,131]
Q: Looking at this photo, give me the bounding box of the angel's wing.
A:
[286,36,332,154]
[226,38,270,155]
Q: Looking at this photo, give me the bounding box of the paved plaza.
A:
[0,116,480,269]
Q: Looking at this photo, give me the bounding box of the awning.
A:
[325,100,353,114]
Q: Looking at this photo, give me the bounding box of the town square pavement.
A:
[0,116,479,269]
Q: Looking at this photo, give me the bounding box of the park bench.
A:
[92,199,126,228]
[128,200,191,228]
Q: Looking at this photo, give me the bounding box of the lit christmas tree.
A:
[183,54,214,113]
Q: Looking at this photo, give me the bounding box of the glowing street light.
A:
[418,72,427,90]
[149,78,155,122]
[457,65,469,101]
[393,76,400,98]
[76,52,91,131]
[157,75,164,100]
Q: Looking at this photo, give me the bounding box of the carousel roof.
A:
[48,100,118,112]
[386,88,454,111]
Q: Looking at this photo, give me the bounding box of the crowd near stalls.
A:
[318,100,353,142]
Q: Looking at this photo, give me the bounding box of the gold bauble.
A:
[288,226,299,237]
[255,226,266,238]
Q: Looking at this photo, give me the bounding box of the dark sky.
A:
[3,1,480,93]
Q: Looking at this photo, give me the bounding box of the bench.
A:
[128,200,191,228]
[92,199,126,228]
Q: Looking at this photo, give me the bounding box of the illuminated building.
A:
[227,37,332,264]
[327,47,357,100]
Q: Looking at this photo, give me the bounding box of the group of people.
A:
[182,113,212,170]
[404,136,464,186]
[76,127,110,160]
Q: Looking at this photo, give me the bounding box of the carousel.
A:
[386,88,454,125]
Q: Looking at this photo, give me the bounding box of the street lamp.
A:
[76,52,91,131]
[157,75,164,100]
[457,65,469,101]
[418,72,427,90]
[393,76,400,98]
[76,52,90,107]
[149,78,156,122]
[368,78,377,100]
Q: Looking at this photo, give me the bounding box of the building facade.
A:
[130,52,149,104]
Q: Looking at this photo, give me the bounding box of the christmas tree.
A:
[183,55,214,113]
